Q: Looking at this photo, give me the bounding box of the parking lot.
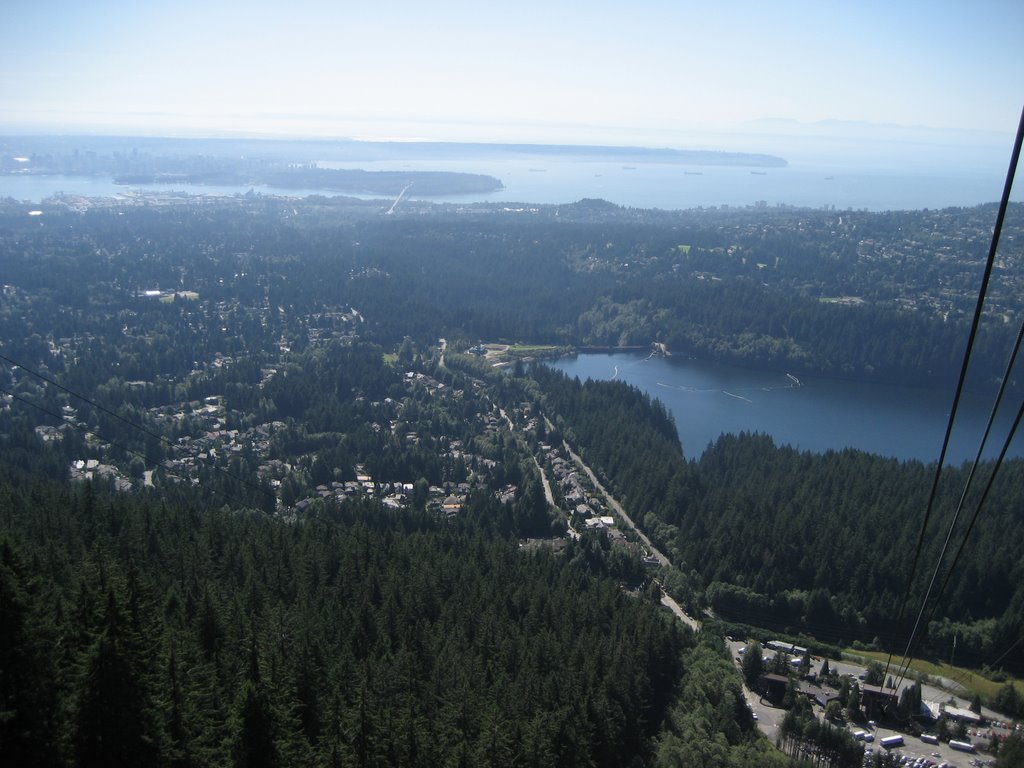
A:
[723,638,1002,768]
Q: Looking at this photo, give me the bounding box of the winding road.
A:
[556,429,699,631]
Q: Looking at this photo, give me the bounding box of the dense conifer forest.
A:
[0,469,686,766]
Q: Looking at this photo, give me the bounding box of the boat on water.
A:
[750,170,768,176]
[683,170,703,175]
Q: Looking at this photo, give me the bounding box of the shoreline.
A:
[555,345,983,395]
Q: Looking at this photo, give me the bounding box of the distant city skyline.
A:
[2,0,1022,151]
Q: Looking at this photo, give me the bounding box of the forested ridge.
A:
[1,197,1020,387]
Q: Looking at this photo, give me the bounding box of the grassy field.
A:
[845,649,1023,702]
[478,344,565,361]
[509,344,561,355]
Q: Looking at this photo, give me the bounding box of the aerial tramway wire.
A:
[891,312,1024,692]
[0,351,278,505]
[882,102,1024,697]
[945,634,1024,695]
[893,390,1024,689]
[0,380,379,552]
[0,382,263,513]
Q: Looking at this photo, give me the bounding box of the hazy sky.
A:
[2,0,1022,147]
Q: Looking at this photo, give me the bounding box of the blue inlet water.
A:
[548,352,1022,464]
[0,150,1015,211]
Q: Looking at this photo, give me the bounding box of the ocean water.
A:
[1,147,1016,212]
[320,156,1015,212]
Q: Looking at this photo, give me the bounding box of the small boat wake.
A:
[655,373,801,403]
[722,390,753,403]
[657,383,717,393]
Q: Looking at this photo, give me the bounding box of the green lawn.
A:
[845,649,1023,702]
[509,344,560,355]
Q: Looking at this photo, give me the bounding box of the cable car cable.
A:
[882,101,1024,698]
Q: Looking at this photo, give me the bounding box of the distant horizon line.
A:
[0,110,1013,148]
[0,131,790,153]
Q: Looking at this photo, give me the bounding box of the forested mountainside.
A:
[1,472,685,767]
[2,194,1022,766]
[527,366,1024,676]
[0,455,797,767]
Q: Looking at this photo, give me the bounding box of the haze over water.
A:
[0,157,1011,213]
[1,128,1018,211]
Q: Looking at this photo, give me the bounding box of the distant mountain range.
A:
[1,134,787,168]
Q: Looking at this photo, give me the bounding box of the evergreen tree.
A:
[741,642,764,688]
[995,683,1023,719]
[231,680,279,768]
[998,735,1024,768]
[0,540,61,767]
[970,692,983,714]
[74,589,158,768]
[846,683,861,721]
